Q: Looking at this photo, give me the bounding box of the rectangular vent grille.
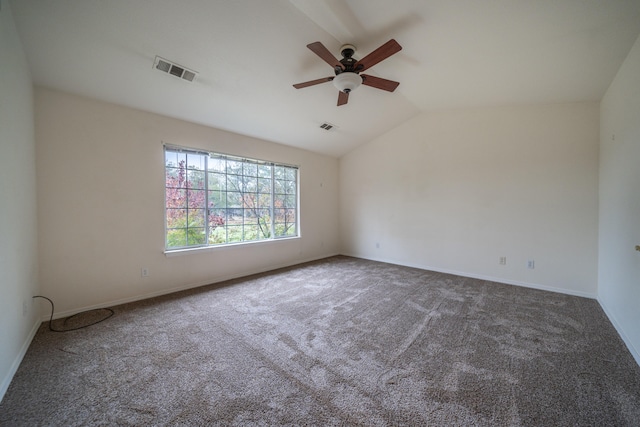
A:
[320,122,337,131]
[154,56,197,82]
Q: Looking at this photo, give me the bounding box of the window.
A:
[164,146,298,250]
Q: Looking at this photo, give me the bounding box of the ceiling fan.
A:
[293,39,402,106]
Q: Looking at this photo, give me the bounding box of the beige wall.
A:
[340,102,600,297]
[0,1,40,400]
[599,34,640,364]
[35,87,340,316]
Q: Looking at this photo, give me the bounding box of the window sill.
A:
[164,236,300,257]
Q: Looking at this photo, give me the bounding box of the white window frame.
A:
[164,145,299,251]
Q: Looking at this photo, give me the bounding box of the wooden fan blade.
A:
[361,74,400,92]
[293,77,334,89]
[355,39,402,72]
[307,42,344,70]
[337,91,349,106]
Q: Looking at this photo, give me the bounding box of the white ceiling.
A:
[10,0,640,157]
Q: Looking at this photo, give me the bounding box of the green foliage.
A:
[166,217,206,248]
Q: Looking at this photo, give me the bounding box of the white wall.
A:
[598,34,640,365]
[340,102,600,297]
[35,87,339,316]
[0,0,40,401]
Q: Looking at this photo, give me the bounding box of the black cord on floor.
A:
[32,296,114,332]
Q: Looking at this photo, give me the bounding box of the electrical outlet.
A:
[527,260,535,269]
[375,242,380,249]
[141,268,149,277]
[499,256,507,265]
[22,300,27,316]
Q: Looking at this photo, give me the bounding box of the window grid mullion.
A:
[185,172,190,245]
[241,161,246,242]
[204,155,209,246]
[225,159,229,244]
[270,165,275,238]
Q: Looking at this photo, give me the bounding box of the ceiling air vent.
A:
[320,122,337,131]
[154,56,197,82]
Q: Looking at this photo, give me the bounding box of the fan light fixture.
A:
[293,39,402,106]
[333,72,362,93]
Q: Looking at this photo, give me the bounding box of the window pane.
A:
[274,166,285,180]
[166,208,187,228]
[227,192,242,208]
[258,178,271,193]
[187,189,206,209]
[244,209,257,223]
[273,193,285,208]
[274,223,286,237]
[165,151,177,167]
[285,209,296,224]
[284,194,296,208]
[186,228,206,245]
[208,190,225,209]
[228,208,243,220]
[208,157,225,172]
[166,229,187,248]
[285,167,297,181]
[244,161,258,177]
[227,226,242,242]
[209,210,226,228]
[258,227,270,240]
[285,180,296,194]
[165,151,186,168]
[208,172,226,191]
[258,164,272,178]
[258,194,271,209]
[209,227,227,244]
[243,176,257,193]
[226,159,243,175]
[274,179,285,194]
[187,153,205,171]
[189,209,206,227]
[166,189,187,209]
[258,214,271,239]
[166,167,186,189]
[241,195,257,211]
[226,174,242,192]
[187,169,206,189]
[273,208,285,222]
[274,222,296,238]
[244,224,259,241]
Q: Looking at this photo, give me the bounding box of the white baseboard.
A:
[0,318,41,403]
[46,252,341,321]
[597,297,640,367]
[340,252,597,299]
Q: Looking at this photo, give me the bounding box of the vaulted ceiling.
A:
[10,0,640,157]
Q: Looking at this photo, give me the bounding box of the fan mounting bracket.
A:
[337,44,358,74]
[340,44,357,58]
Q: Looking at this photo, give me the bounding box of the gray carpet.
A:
[1,256,639,426]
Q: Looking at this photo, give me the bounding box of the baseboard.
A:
[340,252,597,299]
[597,297,640,367]
[46,252,341,321]
[0,317,41,403]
